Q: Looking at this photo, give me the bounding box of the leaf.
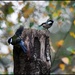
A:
[7,28,14,35]
[6,20,14,26]
[73,20,75,25]
[56,40,64,47]
[45,6,49,12]
[0,10,4,20]
[0,17,4,20]
[48,13,53,19]
[70,7,74,12]
[61,2,67,8]
[65,1,71,4]
[52,11,61,18]
[69,32,75,38]
[30,18,37,23]
[67,47,75,55]
[57,10,62,16]
[49,2,56,9]
[52,12,58,18]
[0,10,3,14]
[61,57,69,65]
[67,47,73,52]
[18,12,21,19]
[69,32,74,36]
[0,25,4,30]
[67,47,75,54]
[29,22,34,28]
[8,7,14,14]
[2,2,14,16]
[59,63,65,71]
[23,7,34,18]
[72,3,75,7]
[73,35,75,38]
[71,50,75,54]
[22,2,30,12]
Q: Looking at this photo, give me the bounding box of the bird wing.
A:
[39,23,46,27]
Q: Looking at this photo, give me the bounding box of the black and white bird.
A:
[8,26,27,53]
[39,19,54,29]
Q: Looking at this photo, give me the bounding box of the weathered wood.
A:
[13,28,51,75]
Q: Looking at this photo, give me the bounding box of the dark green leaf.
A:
[72,3,75,7]
[48,14,53,19]
[29,22,34,28]
[8,7,14,14]
[57,16,61,20]
[67,47,73,52]
[22,2,30,12]
[1,2,14,16]
[0,27,3,30]
[45,6,49,12]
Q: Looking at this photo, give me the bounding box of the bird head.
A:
[8,35,21,45]
[8,37,12,44]
[46,19,54,25]
[8,26,24,45]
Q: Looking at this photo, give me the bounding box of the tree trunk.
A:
[13,29,51,75]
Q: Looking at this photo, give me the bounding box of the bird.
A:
[39,19,54,29]
[8,26,27,53]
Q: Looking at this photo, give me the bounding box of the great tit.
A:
[39,19,54,29]
[8,26,27,53]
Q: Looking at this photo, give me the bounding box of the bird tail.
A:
[39,24,42,27]
[39,23,46,27]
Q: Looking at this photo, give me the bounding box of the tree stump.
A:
[13,28,51,75]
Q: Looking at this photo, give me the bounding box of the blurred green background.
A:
[0,1,75,74]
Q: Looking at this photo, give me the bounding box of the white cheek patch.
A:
[10,38,12,43]
[47,21,52,24]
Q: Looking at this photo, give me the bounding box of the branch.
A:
[51,24,73,72]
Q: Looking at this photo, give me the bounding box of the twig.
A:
[51,23,73,72]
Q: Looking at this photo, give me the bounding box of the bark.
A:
[13,29,51,75]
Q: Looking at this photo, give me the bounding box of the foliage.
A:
[0,1,75,74]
